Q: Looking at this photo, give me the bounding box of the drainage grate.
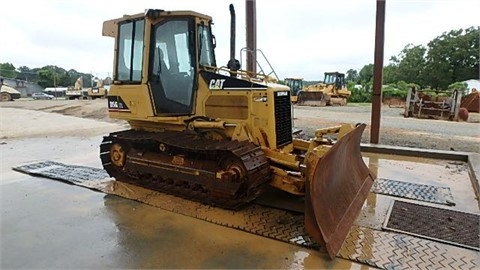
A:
[371,178,455,206]
[383,200,480,251]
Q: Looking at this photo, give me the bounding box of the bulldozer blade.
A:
[297,91,327,106]
[304,123,375,259]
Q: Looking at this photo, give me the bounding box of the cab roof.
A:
[103,9,212,37]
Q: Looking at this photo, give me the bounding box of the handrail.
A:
[240,47,280,82]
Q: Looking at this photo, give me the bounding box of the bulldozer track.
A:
[100,129,271,210]
[13,160,479,269]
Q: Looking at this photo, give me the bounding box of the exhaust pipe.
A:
[227,4,239,75]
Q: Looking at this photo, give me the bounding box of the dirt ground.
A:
[1,98,479,153]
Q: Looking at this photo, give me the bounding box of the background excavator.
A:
[290,72,352,106]
[65,77,84,100]
[100,5,374,259]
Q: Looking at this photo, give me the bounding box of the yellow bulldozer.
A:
[284,77,304,103]
[86,79,108,99]
[100,5,374,259]
[289,72,351,106]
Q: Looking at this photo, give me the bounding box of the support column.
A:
[246,0,257,74]
[371,0,386,144]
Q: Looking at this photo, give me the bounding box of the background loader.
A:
[294,72,351,106]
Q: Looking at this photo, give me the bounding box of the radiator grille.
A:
[274,91,293,147]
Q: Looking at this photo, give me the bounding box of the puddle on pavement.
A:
[357,152,478,230]
[4,135,478,269]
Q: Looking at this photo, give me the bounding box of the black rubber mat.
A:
[371,178,455,206]
[384,200,480,250]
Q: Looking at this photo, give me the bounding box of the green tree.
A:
[37,69,55,88]
[358,64,373,84]
[345,69,358,82]
[16,66,38,82]
[383,64,398,84]
[424,26,479,89]
[58,71,72,87]
[392,44,426,86]
[0,63,18,78]
[448,81,468,95]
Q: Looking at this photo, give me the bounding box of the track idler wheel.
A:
[110,143,126,168]
[218,155,246,182]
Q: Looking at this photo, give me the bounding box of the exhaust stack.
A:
[227,4,239,75]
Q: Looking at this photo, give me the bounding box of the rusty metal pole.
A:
[370,0,386,144]
[246,0,257,74]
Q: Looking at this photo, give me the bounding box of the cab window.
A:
[116,19,145,82]
[198,24,216,67]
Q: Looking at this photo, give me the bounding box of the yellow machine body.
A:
[289,73,351,106]
[101,8,374,259]
[87,79,107,99]
[65,77,84,100]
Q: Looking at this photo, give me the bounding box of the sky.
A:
[0,0,478,81]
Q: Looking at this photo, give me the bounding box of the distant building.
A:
[44,87,68,97]
[0,76,44,97]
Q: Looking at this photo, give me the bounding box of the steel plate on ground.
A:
[339,226,478,269]
[383,200,479,251]
[13,160,111,185]
[371,178,455,206]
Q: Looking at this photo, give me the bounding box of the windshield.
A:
[292,80,303,90]
[285,79,303,95]
[323,74,337,84]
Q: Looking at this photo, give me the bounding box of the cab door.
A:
[149,19,196,115]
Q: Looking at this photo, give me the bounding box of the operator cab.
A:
[112,10,217,115]
[284,78,303,96]
[323,72,345,89]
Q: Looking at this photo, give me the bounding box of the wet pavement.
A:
[1,108,478,269]
[356,153,479,232]
[1,135,366,269]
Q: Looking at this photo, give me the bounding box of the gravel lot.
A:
[1,98,479,153]
[293,104,480,153]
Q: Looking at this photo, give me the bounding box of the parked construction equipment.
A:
[0,80,21,101]
[287,72,351,106]
[65,77,84,100]
[404,88,463,121]
[284,77,303,103]
[86,79,107,99]
[100,5,374,259]
[461,89,479,113]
